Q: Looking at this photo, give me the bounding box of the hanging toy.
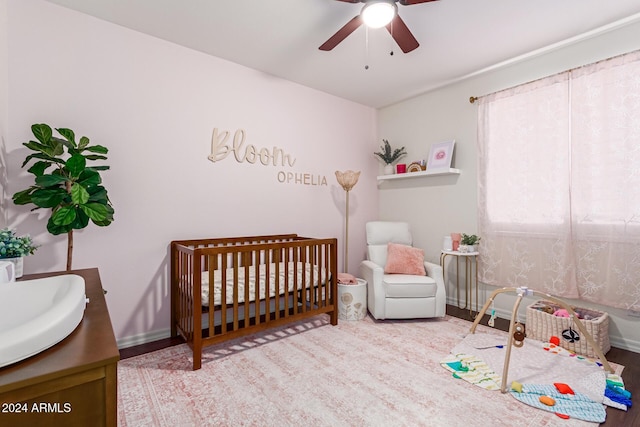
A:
[488,309,496,328]
[562,327,580,343]
[513,322,526,348]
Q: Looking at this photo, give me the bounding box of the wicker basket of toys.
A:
[526,300,610,358]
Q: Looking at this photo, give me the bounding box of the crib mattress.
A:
[200,262,327,307]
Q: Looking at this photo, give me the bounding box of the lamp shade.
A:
[335,170,361,192]
[361,1,397,29]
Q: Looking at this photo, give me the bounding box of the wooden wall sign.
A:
[208,128,327,186]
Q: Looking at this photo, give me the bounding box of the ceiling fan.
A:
[319,0,438,54]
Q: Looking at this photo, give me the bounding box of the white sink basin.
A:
[0,274,87,368]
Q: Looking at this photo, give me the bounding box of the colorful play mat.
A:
[441,332,630,423]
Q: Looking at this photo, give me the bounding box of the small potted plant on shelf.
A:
[374,139,407,175]
[0,228,38,278]
[459,234,480,253]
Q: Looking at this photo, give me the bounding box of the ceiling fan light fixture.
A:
[361,1,397,29]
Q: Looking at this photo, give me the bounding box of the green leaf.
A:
[31,188,67,208]
[78,169,101,187]
[24,140,52,155]
[84,145,108,154]
[92,218,113,227]
[78,136,90,150]
[89,165,110,171]
[52,206,77,226]
[35,174,68,187]
[87,185,107,200]
[71,209,90,229]
[27,161,52,177]
[56,128,76,146]
[79,202,108,221]
[71,183,90,204]
[12,187,36,205]
[47,216,71,235]
[87,186,107,202]
[51,136,74,152]
[52,140,64,156]
[32,124,52,144]
[65,154,86,178]
[84,154,108,161]
[92,202,114,225]
[21,152,65,168]
[98,202,115,221]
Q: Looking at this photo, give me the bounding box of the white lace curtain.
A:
[477,50,640,311]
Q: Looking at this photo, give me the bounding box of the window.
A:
[477,50,640,310]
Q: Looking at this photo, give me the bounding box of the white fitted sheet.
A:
[200,262,327,307]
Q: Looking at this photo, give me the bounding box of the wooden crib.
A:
[171,234,338,370]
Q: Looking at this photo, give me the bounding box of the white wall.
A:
[378,18,640,353]
[0,0,8,229]
[5,0,379,345]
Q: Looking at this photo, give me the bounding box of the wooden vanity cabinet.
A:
[0,268,119,427]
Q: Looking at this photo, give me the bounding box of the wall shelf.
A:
[377,168,460,182]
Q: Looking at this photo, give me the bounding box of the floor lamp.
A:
[335,170,361,273]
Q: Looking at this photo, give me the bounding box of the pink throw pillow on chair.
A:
[384,243,426,276]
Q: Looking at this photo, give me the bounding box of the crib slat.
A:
[264,250,271,321]
[233,252,239,331]
[284,248,290,316]
[253,251,260,326]
[207,259,214,335]
[300,246,307,313]
[274,248,281,320]
[292,247,298,315]
[243,251,251,328]
[221,254,227,334]
[323,243,329,308]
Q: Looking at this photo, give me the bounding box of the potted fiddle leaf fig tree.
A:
[12,124,115,270]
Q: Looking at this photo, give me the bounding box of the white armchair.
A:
[360,221,446,320]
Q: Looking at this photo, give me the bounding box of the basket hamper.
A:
[526,300,610,358]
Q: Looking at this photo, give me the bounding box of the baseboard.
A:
[608,336,640,354]
[117,328,172,349]
[446,296,640,354]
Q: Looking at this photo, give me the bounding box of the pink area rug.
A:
[118,315,617,426]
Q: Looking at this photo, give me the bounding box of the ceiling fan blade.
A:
[319,15,363,51]
[398,0,438,5]
[386,14,419,53]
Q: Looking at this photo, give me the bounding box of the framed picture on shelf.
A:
[427,140,455,170]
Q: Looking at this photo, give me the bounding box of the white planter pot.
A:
[459,245,478,253]
[2,257,24,278]
[383,164,394,175]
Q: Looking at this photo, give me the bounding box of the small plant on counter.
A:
[0,228,38,258]
[461,234,481,245]
[373,139,407,165]
[12,124,115,271]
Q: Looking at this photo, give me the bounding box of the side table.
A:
[337,278,367,321]
[440,250,479,316]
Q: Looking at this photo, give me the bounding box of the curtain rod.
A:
[469,48,640,104]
